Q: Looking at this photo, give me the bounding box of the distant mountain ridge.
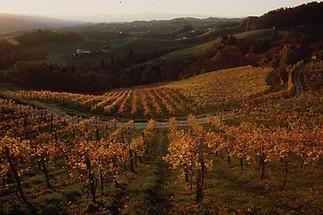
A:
[0,12,243,37]
[0,14,81,36]
[69,16,242,35]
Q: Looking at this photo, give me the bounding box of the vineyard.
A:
[1,0,323,212]
[1,66,273,119]
[168,66,272,111]
[165,114,322,201]
[160,113,323,214]
[1,87,193,119]
[1,64,323,214]
[1,91,323,214]
[0,98,164,214]
[303,61,323,91]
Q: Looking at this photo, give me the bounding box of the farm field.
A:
[21,37,192,66]
[17,21,235,67]
[158,37,223,62]
[233,28,282,40]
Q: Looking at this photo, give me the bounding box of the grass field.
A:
[19,29,223,66]
[233,29,282,40]
[160,37,222,62]
[5,37,19,45]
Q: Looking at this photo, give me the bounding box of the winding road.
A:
[293,65,305,95]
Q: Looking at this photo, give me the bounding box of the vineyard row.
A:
[2,87,193,117]
[0,98,157,207]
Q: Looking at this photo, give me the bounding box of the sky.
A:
[0,0,317,22]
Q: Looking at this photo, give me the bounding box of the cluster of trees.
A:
[6,62,118,92]
[15,29,81,46]
[0,30,80,70]
[0,40,20,70]
[0,60,167,92]
[0,40,47,71]
[135,32,320,84]
[244,2,323,31]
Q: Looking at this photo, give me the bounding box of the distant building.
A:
[311,52,318,61]
[312,55,317,61]
[75,49,91,55]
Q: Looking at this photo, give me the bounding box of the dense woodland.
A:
[15,30,81,46]
[244,2,323,31]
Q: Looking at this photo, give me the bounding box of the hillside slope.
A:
[0,14,79,36]
[168,66,272,110]
[1,66,272,119]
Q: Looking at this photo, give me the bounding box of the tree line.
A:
[244,2,323,31]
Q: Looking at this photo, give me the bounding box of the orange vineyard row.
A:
[2,87,192,117]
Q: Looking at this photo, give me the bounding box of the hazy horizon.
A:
[0,0,317,22]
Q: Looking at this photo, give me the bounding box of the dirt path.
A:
[132,117,209,129]
[118,129,172,214]
[293,66,304,95]
[148,129,172,214]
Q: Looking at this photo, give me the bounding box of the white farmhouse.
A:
[76,49,91,55]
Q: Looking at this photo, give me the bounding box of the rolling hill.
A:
[0,14,80,36]
[0,66,273,119]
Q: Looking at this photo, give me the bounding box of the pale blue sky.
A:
[0,0,317,21]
